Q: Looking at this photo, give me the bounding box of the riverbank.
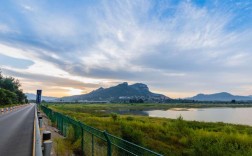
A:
[44,103,252,155]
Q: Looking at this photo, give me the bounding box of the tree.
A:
[138,98,144,103]
[0,89,6,105]
[0,77,20,92]
[0,70,3,80]
[15,89,26,104]
[4,89,18,104]
[0,88,18,105]
[0,69,28,105]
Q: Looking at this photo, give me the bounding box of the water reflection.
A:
[110,109,149,116]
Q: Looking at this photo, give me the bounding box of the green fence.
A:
[41,105,163,156]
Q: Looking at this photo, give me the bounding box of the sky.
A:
[0,0,252,98]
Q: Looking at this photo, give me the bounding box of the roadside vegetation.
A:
[53,126,76,156]
[0,70,28,107]
[46,103,252,155]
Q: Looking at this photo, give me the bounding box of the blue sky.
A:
[0,0,252,98]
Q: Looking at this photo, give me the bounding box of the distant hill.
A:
[188,92,252,101]
[25,93,57,101]
[56,82,169,102]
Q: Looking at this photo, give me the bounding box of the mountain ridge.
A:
[25,93,57,101]
[56,82,169,102]
[188,92,252,101]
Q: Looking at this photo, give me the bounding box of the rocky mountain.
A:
[188,92,252,101]
[25,93,57,101]
[56,82,168,102]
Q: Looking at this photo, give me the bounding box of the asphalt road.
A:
[0,104,35,156]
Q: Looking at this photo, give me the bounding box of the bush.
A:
[174,115,190,136]
[126,116,134,121]
[111,113,119,121]
[121,124,143,145]
[54,138,73,156]
[66,126,75,143]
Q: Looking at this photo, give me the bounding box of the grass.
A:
[45,103,252,155]
[53,125,79,156]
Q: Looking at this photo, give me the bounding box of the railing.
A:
[41,105,163,156]
[34,104,43,156]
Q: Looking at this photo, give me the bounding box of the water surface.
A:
[145,107,252,126]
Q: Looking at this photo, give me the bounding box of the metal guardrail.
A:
[34,105,43,156]
[41,105,163,156]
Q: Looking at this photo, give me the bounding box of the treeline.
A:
[0,71,28,106]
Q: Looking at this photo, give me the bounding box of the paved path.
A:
[0,104,35,156]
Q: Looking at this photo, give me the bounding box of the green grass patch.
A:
[46,103,252,155]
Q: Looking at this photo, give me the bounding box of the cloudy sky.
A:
[0,0,252,98]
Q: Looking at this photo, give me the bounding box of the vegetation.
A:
[45,103,252,155]
[53,126,77,156]
[0,70,28,107]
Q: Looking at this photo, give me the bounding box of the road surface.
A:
[0,104,35,156]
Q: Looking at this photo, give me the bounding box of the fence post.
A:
[103,131,112,156]
[78,121,84,156]
[56,115,58,130]
[61,115,63,135]
[38,115,43,128]
[63,117,66,137]
[92,134,94,156]
[42,131,52,156]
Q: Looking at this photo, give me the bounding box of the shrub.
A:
[174,115,190,136]
[223,125,237,134]
[121,124,143,145]
[66,126,75,143]
[111,113,119,121]
[126,116,134,121]
[54,138,73,156]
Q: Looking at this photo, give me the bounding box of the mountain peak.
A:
[130,83,149,91]
[90,87,104,94]
[190,92,252,101]
[118,82,128,86]
[215,92,232,95]
[97,87,104,90]
[57,82,168,102]
[197,92,231,96]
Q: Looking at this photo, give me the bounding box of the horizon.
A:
[24,82,252,99]
[0,0,252,98]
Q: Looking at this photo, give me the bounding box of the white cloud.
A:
[21,4,34,12]
[0,24,11,33]
[1,0,252,97]
[0,44,32,59]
